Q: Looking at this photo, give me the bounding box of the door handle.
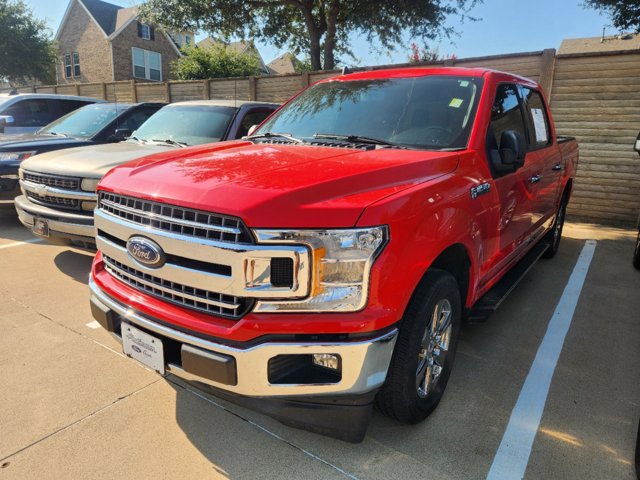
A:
[552,163,563,171]
[529,175,542,184]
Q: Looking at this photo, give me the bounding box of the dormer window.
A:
[137,22,154,40]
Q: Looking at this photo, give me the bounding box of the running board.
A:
[467,242,549,323]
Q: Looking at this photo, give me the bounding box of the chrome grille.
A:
[26,191,80,210]
[103,255,253,320]
[23,171,80,190]
[98,192,253,244]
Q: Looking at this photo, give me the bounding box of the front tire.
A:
[376,269,461,424]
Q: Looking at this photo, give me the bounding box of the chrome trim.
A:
[95,209,311,299]
[101,198,242,236]
[20,179,98,201]
[90,276,397,397]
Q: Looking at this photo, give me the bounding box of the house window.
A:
[64,54,72,78]
[185,35,191,45]
[137,22,153,40]
[132,47,162,81]
[73,52,80,77]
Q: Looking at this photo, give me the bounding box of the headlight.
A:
[80,178,100,192]
[253,226,388,312]
[0,151,36,163]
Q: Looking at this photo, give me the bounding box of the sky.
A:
[27,0,614,66]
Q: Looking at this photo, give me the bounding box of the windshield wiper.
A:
[312,133,408,149]
[43,131,67,137]
[150,138,188,148]
[245,132,303,144]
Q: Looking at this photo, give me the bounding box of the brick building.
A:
[54,0,191,84]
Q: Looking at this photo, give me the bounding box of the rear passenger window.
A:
[489,84,526,149]
[520,87,551,149]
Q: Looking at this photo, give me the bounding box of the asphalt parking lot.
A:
[0,211,638,480]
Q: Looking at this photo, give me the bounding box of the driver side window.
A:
[489,84,527,150]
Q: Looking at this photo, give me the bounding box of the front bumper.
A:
[90,275,397,398]
[89,275,397,441]
[14,194,95,245]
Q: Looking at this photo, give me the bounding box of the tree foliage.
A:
[584,0,640,32]
[139,0,480,72]
[171,43,262,80]
[0,0,56,85]
[408,42,457,63]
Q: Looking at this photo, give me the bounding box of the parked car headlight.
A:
[253,226,388,312]
[80,178,101,192]
[0,151,36,163]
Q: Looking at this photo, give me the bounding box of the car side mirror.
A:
[499,130,526,169]
[110,128,132,142]
[635,131,640,156]
[0,115,15,126]
[247,125,259,136]
[0,115,15,133]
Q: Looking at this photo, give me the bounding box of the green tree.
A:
[139,0,480,72]
[584,0,640,32]
[0,0,56,85]
[171,43,263,80]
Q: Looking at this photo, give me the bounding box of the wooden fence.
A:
[6,48,640,225]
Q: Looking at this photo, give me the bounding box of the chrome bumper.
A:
[14,194,95,240]
[89,275,397,398]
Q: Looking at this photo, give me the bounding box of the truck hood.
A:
[0,133,90,151]
[19,141,175,178]
[100,141,460,228]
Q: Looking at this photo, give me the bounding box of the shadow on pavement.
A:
[54,249,94,284]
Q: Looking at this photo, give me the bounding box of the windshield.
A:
[131,105,236,146]
[40,103,121,138]
[258,75,483,150]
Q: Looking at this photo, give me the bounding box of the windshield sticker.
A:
[531,108,548,143]
[459,81,469,87]
[449,98,464,108]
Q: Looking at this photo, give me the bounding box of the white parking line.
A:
[486,240,597,480]
[85,321,102,329]
[0,238,43,249]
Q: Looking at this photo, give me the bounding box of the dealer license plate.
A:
[33,217,49,237]
[122,323,165,375]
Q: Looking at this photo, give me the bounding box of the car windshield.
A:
[130,105,236,146]
[257,75,483,150]
[39,103,121,138]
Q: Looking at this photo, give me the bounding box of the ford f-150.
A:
[88,67,578,442]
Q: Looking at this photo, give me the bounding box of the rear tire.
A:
[376,269,461,424]
[542,198,567,259]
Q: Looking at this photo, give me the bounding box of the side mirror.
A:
[247,124,259,136]
[110,128,132,142]
[635,131,640,156]
[0,115,15,133]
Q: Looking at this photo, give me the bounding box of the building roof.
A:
[558,33,640,55]
[114,6,138,33]
[81,0,125,36]
[267,53,300,75]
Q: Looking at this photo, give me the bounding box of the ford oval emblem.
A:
[126,236,166,268]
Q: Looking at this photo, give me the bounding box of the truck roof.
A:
[0,92,102,102]
[323,66,539,88]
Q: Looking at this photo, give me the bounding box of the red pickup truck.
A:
[89,67,578,442]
